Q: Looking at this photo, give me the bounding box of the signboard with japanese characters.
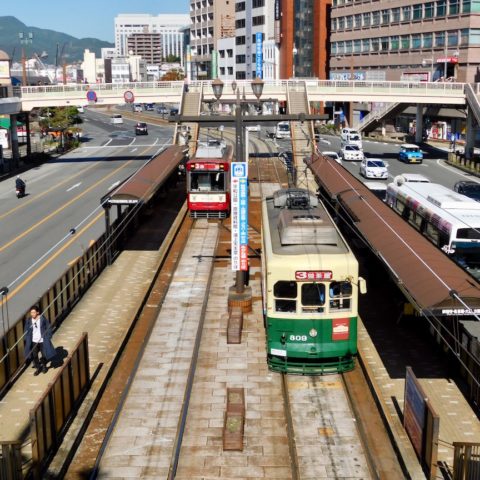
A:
[231,162,248,271]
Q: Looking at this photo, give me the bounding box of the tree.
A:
[162,69,185,81]
[165,54,181,63]
[38,106,80,130]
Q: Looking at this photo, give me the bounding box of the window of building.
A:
[372,37,380,51]
[253,0,265,7]
[423,32,433,48]
[252,15,265,26]
[332,42,338,55]
[252,33,264,43]
[354,39,361,53]
[412,33,421,48]
[372,11,380,25]
[227,49,233,57]
[252,54,256,63]
[425,2,434,16]
[337,41,345,55]
[236,71,246,79]
[338,17,345,29]
[382,9,390,24]
[402,5,412,20]
[470,0,480,11]
[235,2,245,11]
[228,66,233,75]
[381,37,389,50]
[413,4,422,19]
[332,18,337,31]
[363,12,371,26]
[220,67,225,75]
[346,15,353,28]
[354,14,362,28]
[392,8,401,22]
[435,31,445,46]
[236,54,246,63]
[219,50,225,58]
[449,0,460,14]
[461,28,469,44]
[236,19,245,29]
[391,35,400,49]
[236,36,246,45]
[437,0,447,15]
[468,28,480,43]
[345,40,352,53]
[448,30,459,46]
[362,38,370,52]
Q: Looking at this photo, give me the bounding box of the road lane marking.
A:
[0,160,134,255]
[435,159,480,180]
[0,162,100,222]
[66,182,82,192]
[0,212,103,306]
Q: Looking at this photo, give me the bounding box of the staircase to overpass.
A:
[175,85,203,157]
[286,82,316,190]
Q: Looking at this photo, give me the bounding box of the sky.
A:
[1,1,190,43]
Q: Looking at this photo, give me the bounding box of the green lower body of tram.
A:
[266,316,358,375]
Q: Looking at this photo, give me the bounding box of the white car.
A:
[360,158,389,179]
[321,151,342,164]
[340,144,364,161]
[246,124,261,132]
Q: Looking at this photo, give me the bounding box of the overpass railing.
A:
[16,79,467,104]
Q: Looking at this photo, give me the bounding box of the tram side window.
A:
[329,281,352,311]
[395,199,405,214]
[301,283,326,313]
[425,222,440,245]
[274,281,297,313]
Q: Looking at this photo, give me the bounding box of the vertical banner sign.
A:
[186,45,192,81]
[211,50,218,79]
[256,32,263,79]
[231,162,249,271]
[274,0,282,44]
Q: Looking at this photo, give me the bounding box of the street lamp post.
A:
[19,32,33,86]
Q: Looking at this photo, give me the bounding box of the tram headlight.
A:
[309,328,318,338]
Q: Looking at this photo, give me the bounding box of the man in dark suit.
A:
[24,306,56,375]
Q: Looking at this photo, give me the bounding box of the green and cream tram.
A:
[261,188,366,374]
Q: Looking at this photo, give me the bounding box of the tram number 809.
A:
[290,335,308,342]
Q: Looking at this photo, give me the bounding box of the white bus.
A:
[386,180,480,279]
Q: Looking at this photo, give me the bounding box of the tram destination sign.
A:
[295,271,333,280]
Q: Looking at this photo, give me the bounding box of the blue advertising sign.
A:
[256,32,263,79]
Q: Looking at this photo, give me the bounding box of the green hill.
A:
[0,16,114,63]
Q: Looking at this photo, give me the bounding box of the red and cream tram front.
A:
[186,144,233,218]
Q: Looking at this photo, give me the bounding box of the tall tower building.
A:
[189,0,235,79]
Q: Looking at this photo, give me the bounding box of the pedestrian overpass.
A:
[14,79,468,110]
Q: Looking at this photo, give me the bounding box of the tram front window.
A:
[274,281,297,313]
[301,283,326,313]
[329,281,352,311]
[190,172,225,192]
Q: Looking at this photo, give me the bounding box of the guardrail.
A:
[453,442,480,479]
[0,334,89,480]
[30,333,90,480]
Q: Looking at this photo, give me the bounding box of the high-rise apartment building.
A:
[234,0,277,80]
[115,14,189,65]
[189,0,235,79]
[330,0,479,82]
[127,33,163,65]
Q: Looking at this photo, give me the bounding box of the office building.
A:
[189,0,235,79]
[234,0,277,80]
[127,33,163,65]
[330,0,478,82]
[115,14,189,64]
[279,0,331,80]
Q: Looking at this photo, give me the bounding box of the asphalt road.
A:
[0,109,174,326]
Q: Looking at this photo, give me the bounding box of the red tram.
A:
[186,143,234,218]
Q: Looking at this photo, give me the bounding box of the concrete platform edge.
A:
[357,317,427,480]
[46,204,188,477]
